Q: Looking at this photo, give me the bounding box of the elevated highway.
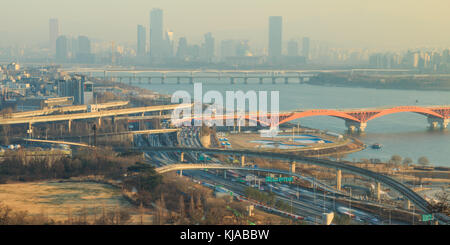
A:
[127,146,440,217]
[0,104,191,131]
[5,101,129,119]
[155,163,343,195]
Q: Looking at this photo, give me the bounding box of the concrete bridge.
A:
[0,104,191,137]
[4,101,129,119]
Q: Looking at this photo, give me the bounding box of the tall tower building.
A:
[55,35,68,62]
[149,8,164,60]
[49,18,59,54]
[77,36,92,63]
[287,40,298,56]
[302,37,310,59]
[202,32,215,62]
[268,16,282,59]
[137,24,146,56]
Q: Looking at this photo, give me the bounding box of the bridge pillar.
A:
[428,117,449,130]
[189,77,193,84]
[244,77,248,84]
[27,122,33,138]
[345,120,367,132]
[161,77,165,84]
[240,155,245,167]
[179,170,183,177]
[68,119,72,133]
[259,77,263,84]
[403,199,411,210]
[97,117,102,128]
[336,169,342,191]
[148,77,152,84]
[272,77,276,84]
[230,77,235,84]
[284,77,289,84]
[177,77,181,84]
[290,161,296,173]
[376,182,381,201]
[180,152,184,162]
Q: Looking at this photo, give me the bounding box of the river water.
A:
[94,73,450,167]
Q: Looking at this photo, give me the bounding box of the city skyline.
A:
[2,0,450,50]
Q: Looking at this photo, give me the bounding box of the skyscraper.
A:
[77,36,92,63]
[287,40,298,56]
[268,16,282,59]
[201,32,215,62]
[49,18,59,54]
[176,37,188,60]
[149,8,164,60]
[164,30,174,57]
[55,35,68,62]
[137,25,146,56]
[302,37,310,59]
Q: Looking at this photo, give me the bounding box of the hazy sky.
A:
[1,0,450,49]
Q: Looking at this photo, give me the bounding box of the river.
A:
[94,73,450,167]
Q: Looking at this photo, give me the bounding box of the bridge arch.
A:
[277,110,361,126]
[364,106,444,122]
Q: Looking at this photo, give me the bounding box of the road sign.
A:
[422,214,433,222]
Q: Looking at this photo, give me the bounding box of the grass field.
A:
[0,181,153,224]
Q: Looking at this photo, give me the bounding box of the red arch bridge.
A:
[176,105,450,132]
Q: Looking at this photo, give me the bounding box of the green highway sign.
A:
[422,214,433,222]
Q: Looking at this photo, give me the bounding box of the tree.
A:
[402,157,413,168]
[390,155,402,167]
[418,157,430,166]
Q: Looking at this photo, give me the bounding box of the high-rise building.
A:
[77,36,92,63]
[201,32,215,62]
[302,37,310,59]
[268,16,282,59]
[57,75,92,105]
[176,37,188,60]
[137,25,146,56]
[287,40,298,56]
[55,35,68,62]
[220,40,236,58]
[164,30,174,57]
[49,18,59,54]
[149,8,164,60]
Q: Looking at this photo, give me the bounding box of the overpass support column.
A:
[68,120,72,133]
[240,155,245,167]
[336,169,342,191]
[403,199,411,210]
[290,161,296,173]
[244,77,248,84]
[259,78,263,84]
[284,77,289,84]
[179,170,183,177]
[180,152,184,162]
[230,77,235,84]
[376,182,381,201]
[177,77,181,84]
[27,122,33,138]
[97,117,102,128]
